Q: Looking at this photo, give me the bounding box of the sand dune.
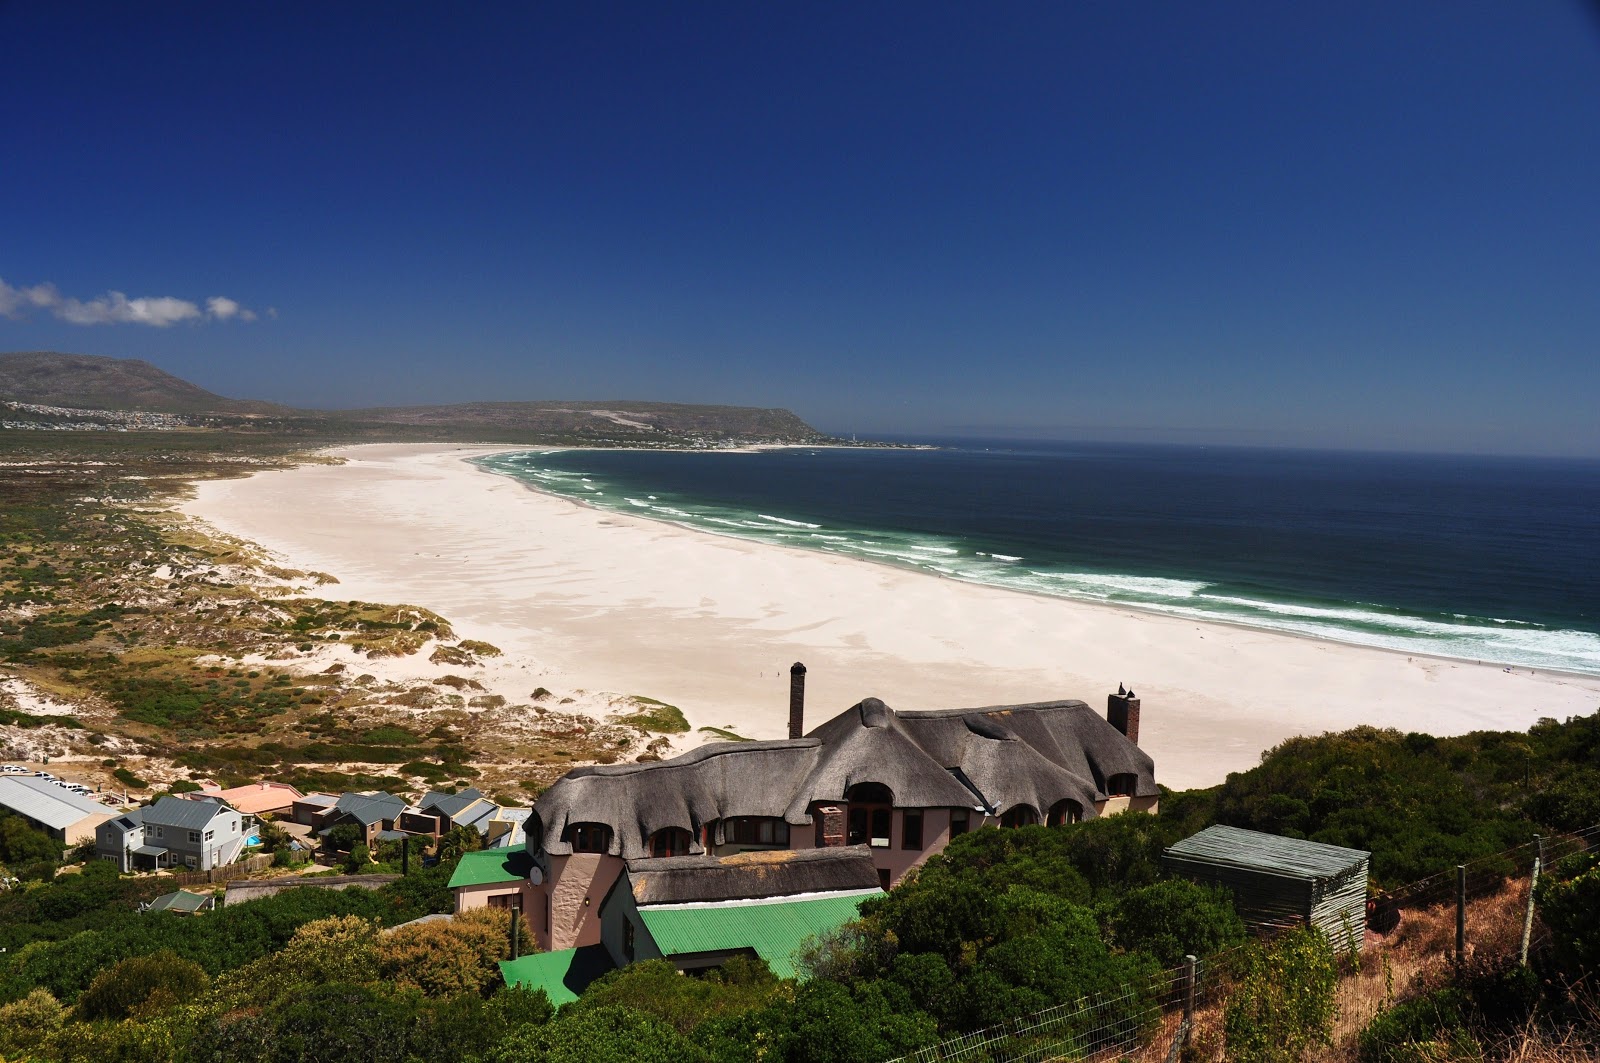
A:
[183,444,1600,790]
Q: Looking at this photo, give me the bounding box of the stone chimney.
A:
[814,804,846,847]
[788,661,807,739]
[1107,689,1141,746]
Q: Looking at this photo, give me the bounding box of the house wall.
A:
[1095,794,1160,817]
[543,852,624,952]
[599,883,663,970]
[150,809,247,870]
[454,880,537,913]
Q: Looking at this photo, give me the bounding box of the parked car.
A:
[0,764,29,774]
[33,772,57,780]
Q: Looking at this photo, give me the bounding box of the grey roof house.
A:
[96,795,251,873]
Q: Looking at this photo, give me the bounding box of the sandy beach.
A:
[182,444,1600,791]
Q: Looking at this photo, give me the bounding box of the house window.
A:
[566,823,612,854]
[1106,774,1138,798]
[188,831,201,844]
[184,856,197,869]
[544,894,552,934]
[999,805,1038,829]
[623,917,636,961]
[1047,800,1083,826]
[153,827,163,839]
[901,809,923,850]
[845,783,893,848]
[877,868,891,891]
[487,894,516,909]
[949,808,969,836]
[649,828,692,858]
[204,830,214,842]
[727,817,789,846]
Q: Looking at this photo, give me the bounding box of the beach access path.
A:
[183,444,1600,790]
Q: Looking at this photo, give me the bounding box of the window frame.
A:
[567,823,613,854]
[727,817,790,847]
[900,808,923,850]
[949,808,969,836]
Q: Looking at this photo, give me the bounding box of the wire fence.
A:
[886,824,1598,1063]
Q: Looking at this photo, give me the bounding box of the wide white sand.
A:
[183,444,1600,790]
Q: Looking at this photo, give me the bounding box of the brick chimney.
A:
[813,804,846,847]
[1107,689,1141,746]
[788,661,807,739]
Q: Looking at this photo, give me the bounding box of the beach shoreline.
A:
[181,443,1600,791]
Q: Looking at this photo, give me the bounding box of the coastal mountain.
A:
[0,351,827,442]
[0,351,290,416]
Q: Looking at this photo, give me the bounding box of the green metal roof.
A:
[1165,825,1369,881]
[499,945,616,1005]
[637,890,877,979]
[447,847,531,889]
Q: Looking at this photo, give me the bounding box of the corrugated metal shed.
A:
[1163,825,1369,951]
[637,889,878,978]
[0,776,114,829]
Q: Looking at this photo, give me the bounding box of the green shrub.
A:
[112,766,146,789]
[1104,878,1247,966]
[75,950,209,1020]
[1223,927,1338,1063]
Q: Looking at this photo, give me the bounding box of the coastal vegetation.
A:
[1,711,1596,1061]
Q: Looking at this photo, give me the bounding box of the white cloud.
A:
[0,278,260,327]
[205,296,256,322]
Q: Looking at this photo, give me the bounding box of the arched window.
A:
[1047,799,1083,826]
[1106,774,1138,798]
[565,822,612,854]
[999,805,1038,829]
[649,827,692,858]
[845,782,894,848]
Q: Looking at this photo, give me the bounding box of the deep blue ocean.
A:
[474,442,1600,675]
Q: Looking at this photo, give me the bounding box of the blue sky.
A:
[2,3,1598,455]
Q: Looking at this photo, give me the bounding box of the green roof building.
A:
[499,847,882,1000]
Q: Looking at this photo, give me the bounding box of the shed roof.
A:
[499,945,616,1005]
[147,889,212,913]
[208,781,304,815]
[420,788,487,818]
[448,846,534,889]
[0,776,114,829]
[626,846,881,906]
[637,890,878,979]
[1165,825,1369,881]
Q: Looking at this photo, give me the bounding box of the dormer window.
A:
[1047,799,1083,826]
[1106,774,1138,798]
[566,823,612,854]
[648,827,692,858]
[999,805,1038,829]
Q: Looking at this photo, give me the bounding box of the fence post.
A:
[1455,865,1466,963]
[1182,953,1197,1050]
[1520,836,1542,967]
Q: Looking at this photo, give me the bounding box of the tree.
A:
[377,907,531,997]
[437,823,482,862]
[0,810,65,865]
[483,1003,707,1063]
[75,949,209,1021]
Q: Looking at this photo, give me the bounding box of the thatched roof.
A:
[532,697,1155,861]
[625,846,881,906]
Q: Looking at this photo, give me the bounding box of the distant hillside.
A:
[0,352,829,442]
[0,351,290,416]
[330,400,824,441]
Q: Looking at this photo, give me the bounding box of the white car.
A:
[0,765,28,774]
[33,772,56,781]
